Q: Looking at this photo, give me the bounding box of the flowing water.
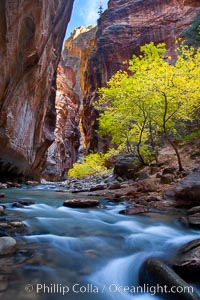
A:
[1,185,200,300]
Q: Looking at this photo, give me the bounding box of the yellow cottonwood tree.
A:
[96,42,200,170]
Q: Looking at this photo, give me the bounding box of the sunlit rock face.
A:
[43,26,97,180]
[81,0,200,153]
[63,26,98,153]
[63,26,97,99]
[43,58,80,181]
[0,0,74,180]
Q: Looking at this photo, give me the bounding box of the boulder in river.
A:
[0,206,4,212]
[18,200,35,206]
[0,193,5,198]
[175,171,200,208]
[12,200,35,208]
[6,182,21,188]
[187,214,200,228]
[119,204,148,215]
[188,206,200,215]
[0,237,16,256]
[173,239,200,280]
[63,199,100,208]
[139,258,200,300]
[185,206,200,228]
[0,183,7,189]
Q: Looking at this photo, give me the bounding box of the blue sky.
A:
[65,0,109,39]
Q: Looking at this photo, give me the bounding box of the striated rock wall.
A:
[81,0,200,153]
[43,26,97,180]
[63,26,97,152]
[43,58,80,181]
[0,0,74,180]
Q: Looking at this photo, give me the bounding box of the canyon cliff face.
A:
[62,26,97,153]
[43,26,97,180]
[43,58,80,181]
[0,0,74,180]
[81,0,200,153]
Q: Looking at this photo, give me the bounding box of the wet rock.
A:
[0,230,9,237]
[104,175,118,184]
[6,182,21,188]
[188,214,200,228]
[182,206,200,227]
[179,216,189,227]
[113,155,142,179]
[160,174,174,184]
[63,199,100,208]
[108,182,121,190]
[0,193,5,198]
[139,258,199,300]
[0,275,8,291]
[0,184,7,189]
[173,239,200,281]
[0,237,16,256]
[12,200,35,208]
[84,249,98,258]
[119,205,148,215]
[0,210,5,217]
[0,223,10,229]
[0,206,4,213]
[120,183,129,188]
[90,184,106,191]
[188,206,200,215]
[18,200,35,206]
[9,221,25,228]
[175,171,200,208]
[25,181,39,186]
[0,220,27,235]
[12,202,24,208]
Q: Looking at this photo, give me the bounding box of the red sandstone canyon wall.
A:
[0,0,74,180]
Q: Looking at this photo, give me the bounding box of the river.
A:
[1,185,200,300]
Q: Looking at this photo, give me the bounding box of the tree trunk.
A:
[167,138,184,171]
[136,143,146,165]
[162,92,183,171]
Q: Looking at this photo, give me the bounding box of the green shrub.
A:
[68,150,119,178]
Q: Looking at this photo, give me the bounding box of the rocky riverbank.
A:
[45,141,200,224]
[1,142,200,298]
